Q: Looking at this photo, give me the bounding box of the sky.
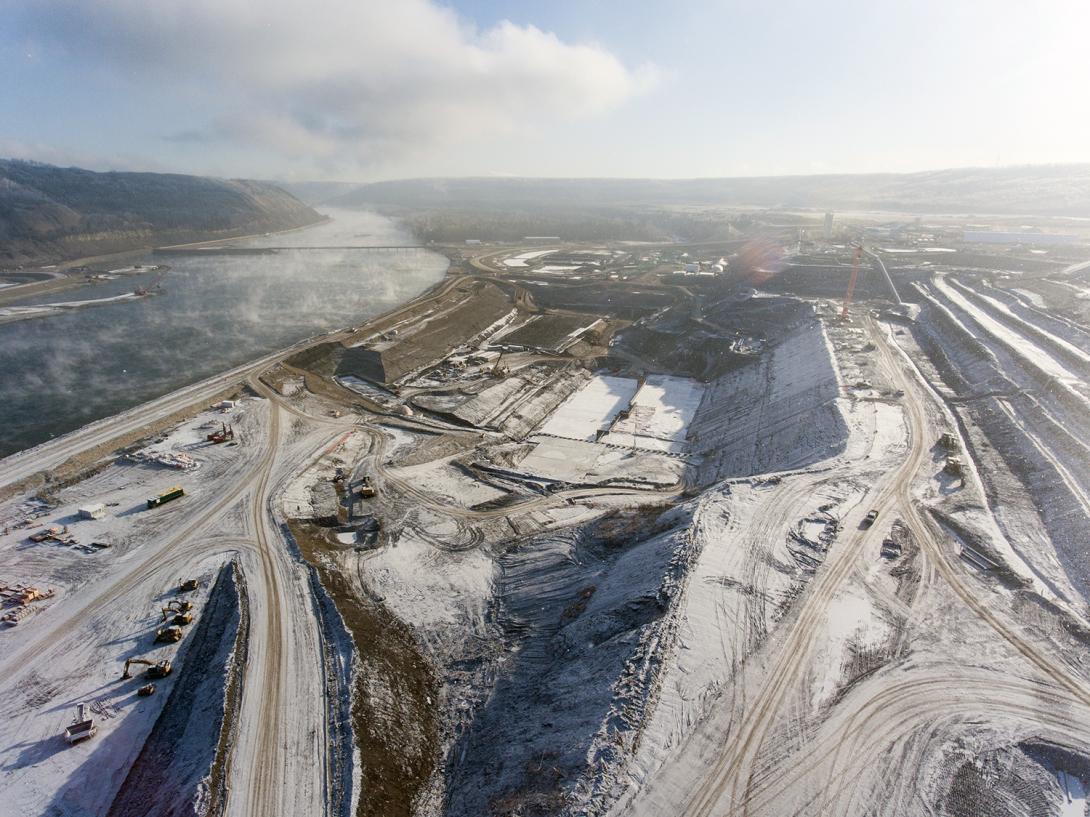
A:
[3,0,1090,182]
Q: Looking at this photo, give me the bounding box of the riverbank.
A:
[0,216,330,308]
[0,290,156,326]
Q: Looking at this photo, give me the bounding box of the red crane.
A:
[134,266,168,297]
[841,243,864,318]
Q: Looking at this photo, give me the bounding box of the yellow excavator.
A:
[160,600,194,626]
[121,657,172,680]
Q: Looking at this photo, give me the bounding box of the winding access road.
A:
[664,315,1090,817]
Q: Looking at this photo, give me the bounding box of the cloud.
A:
[12,0,657,172]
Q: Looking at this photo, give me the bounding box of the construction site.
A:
[2,217,1090,817]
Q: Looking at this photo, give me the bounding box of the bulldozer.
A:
[137,684,157,697]
[155,626,183,643]
[938,432,959,451]
[178,579,199,593]
[357,476,376,498]
[121,657,172,679]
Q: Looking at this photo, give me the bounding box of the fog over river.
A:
[0,209,448,457]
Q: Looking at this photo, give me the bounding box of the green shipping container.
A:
[147,486,185,509]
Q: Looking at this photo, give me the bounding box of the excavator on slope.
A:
[161,599,194,623]
[121,657,173,680]
[160,606,194,626]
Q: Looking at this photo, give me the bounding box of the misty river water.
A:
[0,209,448,457]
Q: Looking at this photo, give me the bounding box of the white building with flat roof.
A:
[78,503,105,520]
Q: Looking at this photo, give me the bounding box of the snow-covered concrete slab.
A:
[517,436,604,482]
[502,250,554,268]
[602,375,704,452]
[539,375,638,442]
[516,435,683,486]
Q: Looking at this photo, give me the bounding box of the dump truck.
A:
[147,486,185,509]
[64,704,96,744]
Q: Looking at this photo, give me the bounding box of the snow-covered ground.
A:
[0,407,261,815]
[689,317,848,482]
[390,456,508,508]
[8,269,1090,817]
[913,275,1090,606]
[934,275,1088,393]
[0,394,353,816]
[0,292,147,324]
[362,531,493,631]
[516,435,685,485]
[535,265,582,274]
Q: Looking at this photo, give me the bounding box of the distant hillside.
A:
[308,165,1090,217]
[0,160,323,265]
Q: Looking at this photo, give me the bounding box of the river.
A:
[0,209,448,457]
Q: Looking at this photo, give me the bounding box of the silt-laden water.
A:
[0,209,446,457]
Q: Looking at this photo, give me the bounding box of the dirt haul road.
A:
[675,370,930,816]
[637,316,1090,817]
[226,400,333,817]
[723,318,1090,816]
[878,317,1090,707]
